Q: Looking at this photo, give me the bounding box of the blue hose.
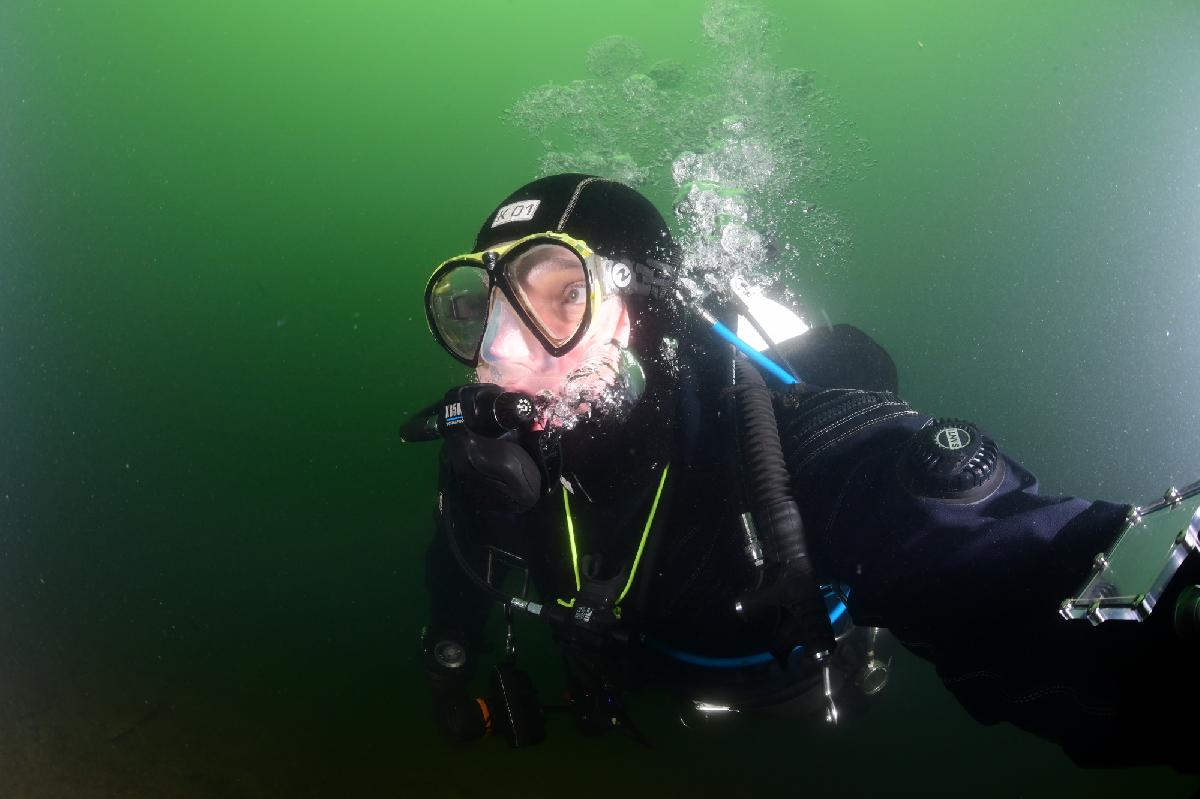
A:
[709,319,799,386]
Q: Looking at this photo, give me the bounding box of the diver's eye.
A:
[563,281,587,306]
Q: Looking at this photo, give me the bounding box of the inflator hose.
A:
[734,355,837,660]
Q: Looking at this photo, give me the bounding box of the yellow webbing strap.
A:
[563,486,582,593]
[557,463,670,610]
[617,463,670,605]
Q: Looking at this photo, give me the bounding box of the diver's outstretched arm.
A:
[773,355,1197,771]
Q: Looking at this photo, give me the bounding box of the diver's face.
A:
[476,242,630,400]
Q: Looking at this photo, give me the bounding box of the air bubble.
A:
[702,0,772,47]
[585,36,644,78]
[504,0,862,304]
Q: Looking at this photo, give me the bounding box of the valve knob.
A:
[902,418,1004,501]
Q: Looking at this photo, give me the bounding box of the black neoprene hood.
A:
[473,173,676,264]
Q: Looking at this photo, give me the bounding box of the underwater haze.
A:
[3,0,1200,796]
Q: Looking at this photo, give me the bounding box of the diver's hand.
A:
[441,427,542,513]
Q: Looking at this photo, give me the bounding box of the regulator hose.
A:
[733,355,837,665]
[439,488,511,605]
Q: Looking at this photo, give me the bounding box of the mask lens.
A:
[428,262,490,362]
[504,243,589,348]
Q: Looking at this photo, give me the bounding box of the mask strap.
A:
[599,254,676,300]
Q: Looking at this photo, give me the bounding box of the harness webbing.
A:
[557,463,670,609]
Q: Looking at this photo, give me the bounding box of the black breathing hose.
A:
[439,488,512,605]
[734,357,804,560]
[733,355,837,660]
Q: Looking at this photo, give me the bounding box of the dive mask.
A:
[424,231,666,367]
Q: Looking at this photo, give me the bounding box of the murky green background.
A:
[3,1,1199,796]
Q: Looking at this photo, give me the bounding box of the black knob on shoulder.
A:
[902,418,1004,501]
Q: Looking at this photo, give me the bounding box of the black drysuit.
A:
[424,324,1198,771]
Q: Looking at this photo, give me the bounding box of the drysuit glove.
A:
[441,428,542,514]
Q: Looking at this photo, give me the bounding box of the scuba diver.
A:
[406,173,1200,771]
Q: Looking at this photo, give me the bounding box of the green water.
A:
[2,1,1199,795]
